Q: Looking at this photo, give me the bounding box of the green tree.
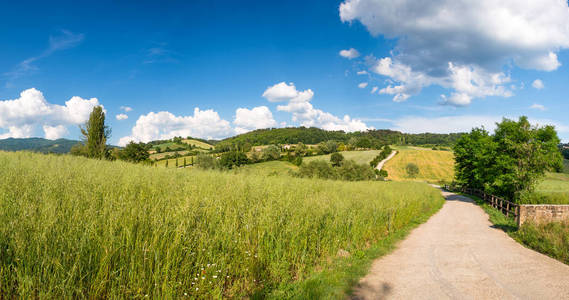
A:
[118,142,150,163]
[195,154,217,170]
[219,151,249,169]
[80,106,111,159]
[330,152,344,167]
[262,145,281,161]
[406,163,419,178]
[294,142,307,157]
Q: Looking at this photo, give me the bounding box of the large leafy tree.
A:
[454,116,562,201]
[118,142,150,163]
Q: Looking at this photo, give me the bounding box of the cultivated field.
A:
[232,160,298,177]
[304,150,381,165]
[383,147,455,183]
[182,139,213,150]
[154,154,196,167]
[0,151,444,298]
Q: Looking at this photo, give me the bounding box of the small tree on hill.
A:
[330,152,344,167]
[406,163,419,178]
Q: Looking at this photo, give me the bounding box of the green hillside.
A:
[0,137,79,153]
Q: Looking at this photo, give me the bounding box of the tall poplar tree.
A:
[80,106,111,159]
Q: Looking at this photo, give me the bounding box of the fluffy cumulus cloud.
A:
[358,82,368,88]
[0,88,101,139]
[262,82,370,132]
[118,108,233,146]
[339,48,360,59]
[532,79,545,90]
[371,86,378,93]
[340,0,569,106]
[116,113,128,120]
[234,106,277,134]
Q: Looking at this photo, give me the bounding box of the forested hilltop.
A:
[215,127,464,149]
[0,138,79,153]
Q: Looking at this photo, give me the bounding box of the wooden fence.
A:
[443,185,519,221]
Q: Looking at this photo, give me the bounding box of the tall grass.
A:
[0,151,443,298]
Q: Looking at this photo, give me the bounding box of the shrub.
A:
[195,154,218,170]
[262,145,281,161]
[330,152,344,167]
[406,163,419,178]
[336,160,375,181]
[219,151,249,169]
[297,160,337,179]
[293,156,303,166]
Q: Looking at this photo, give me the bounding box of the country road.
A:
[376,150,397,171]
[352,190,569,299]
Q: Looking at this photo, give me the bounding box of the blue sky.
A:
[1,0,569,145]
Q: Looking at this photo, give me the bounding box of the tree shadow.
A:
[351,282,392,300]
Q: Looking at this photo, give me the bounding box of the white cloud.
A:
[339,48,360,59]
[262,82,371,132]
[357,70,368,75]
[118,108,233,146]
[43,125,68,140]
[358,82,368,88]
[340,0,569,105]
[261,82,300,102]
[116,113,128,120]
[0,88,101,139]
[120,106,133,112]
[530,103,546,111]
[532,79,545,90]
[234,106,277,134]
[371,86,378,93]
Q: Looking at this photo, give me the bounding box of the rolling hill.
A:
[0,138,79,153]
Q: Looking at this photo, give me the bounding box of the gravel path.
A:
[351,190,569,299]
[376,151,397,171]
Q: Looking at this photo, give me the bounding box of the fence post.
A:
[506,202,510,217]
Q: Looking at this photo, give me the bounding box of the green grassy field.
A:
[154,155,196,168]
[525,172,569,204]
[232,160,298,177]
[0,151,444,298]
[383,147,455,183]
[304,150,381,165]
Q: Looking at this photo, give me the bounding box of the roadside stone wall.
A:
[518,205,569,226]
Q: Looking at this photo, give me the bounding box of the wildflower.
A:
[202,277,205,280]
[196,288,199,291]
[213,275,218,279]
[184,293,188,296]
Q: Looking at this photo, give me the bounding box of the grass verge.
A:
[465,194,569,265]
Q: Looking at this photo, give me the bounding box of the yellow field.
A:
[182,139,213,150]
[383,147,455,183]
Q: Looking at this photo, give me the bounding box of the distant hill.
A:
[215,127,464,149]
[0,138,79,154]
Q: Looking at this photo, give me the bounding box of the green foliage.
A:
[405,163,419,178]
[0,151,444,298]
[297,159,376,181]
[293,156,303,166]
[80,106,111,159]
[369,145,393,167]
[219,151,249,169]
[261,145,281,161]
[294,142,307,157]
[117,142,150,163]
[195,153,217,170]
[0,137,79,153]
[454,116,563,201]
[330,152,344,167]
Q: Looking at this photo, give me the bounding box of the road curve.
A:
[352,190,569,299]
[376,151,397,171]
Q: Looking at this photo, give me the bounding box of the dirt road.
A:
[376,151,397,171]
[352,190,569,299]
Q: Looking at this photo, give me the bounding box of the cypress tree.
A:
[80,106,110,159]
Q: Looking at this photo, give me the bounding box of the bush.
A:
[297,160,337,179]
[406,163,419,178]
[195,154,218,170]
[262,145,281,161]
[297,159,376,181]
[330,152,344,167]
[293,156,303,166]
[336,160,375,181]
[219,151,249,169]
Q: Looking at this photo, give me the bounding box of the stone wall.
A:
[518,205,569,226]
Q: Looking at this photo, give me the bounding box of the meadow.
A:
[182,139,214,150]
[303,150,381,165]
[383,147,455,183]
[524,172,569,204]
[0,151,444,298]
